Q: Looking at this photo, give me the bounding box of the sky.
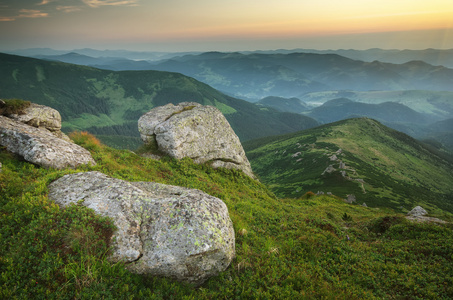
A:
[1,0,453,52]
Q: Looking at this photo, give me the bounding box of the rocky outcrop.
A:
[8,103,61,131]
[138,102,255,179]
[406,206,446,224]
[48,171,235,286]
[0,115,95,169]
[407,206,428,217]
[2,102,71,142]
[322,164,336,175]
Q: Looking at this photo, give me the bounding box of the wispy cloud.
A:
[82,0,140,8]
[18,9,49,18]
[0,0,139,22]
[0,16,15,21]
[56,6,82,13]
[38,0,52,5]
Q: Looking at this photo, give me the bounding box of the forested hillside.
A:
[0,53,318,148]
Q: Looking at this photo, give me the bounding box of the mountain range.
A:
[0,52,318,148]
[147,52,453,101]
[2,48,453,298]
[6,48,453,102]
[247,48,453,68]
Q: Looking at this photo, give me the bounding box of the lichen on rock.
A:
[138,102,255,179]
[48,171,235,286]
[0,115,95,169]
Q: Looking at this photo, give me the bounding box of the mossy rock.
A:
[0,98,31,115]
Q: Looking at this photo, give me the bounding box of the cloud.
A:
[0,0,138,22]
[0,16,15,21]
[82,0,140,8]
[56,6,82,13]
[18,9,48,18]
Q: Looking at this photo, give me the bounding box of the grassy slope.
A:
[245,118,453,215]
[1,134,452,299]
[0,53,318,148]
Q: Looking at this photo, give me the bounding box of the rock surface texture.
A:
[48,171,235,286]
[8,103,62,132]
[406,206,446,224]
[0,115,95,169]
[407,206,428,217]
[138,102,255,179]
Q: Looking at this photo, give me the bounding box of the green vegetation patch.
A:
[245,118,453,214]
[0,98,31,115]
[1,132,453,298]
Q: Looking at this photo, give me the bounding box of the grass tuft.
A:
[0,98,31,115]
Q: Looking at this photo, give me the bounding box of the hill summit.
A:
[245,118,453,214]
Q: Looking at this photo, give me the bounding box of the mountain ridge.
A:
[0,52,318,148]
[245,118,453,214]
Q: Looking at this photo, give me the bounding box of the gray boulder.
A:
[407,206,428,217]
[138,102,255,179]
[7,103,62,132]
[48,171,235,286]
[0,115,95,169]
[6,103,71,142]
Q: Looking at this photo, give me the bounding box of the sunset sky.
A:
[1,0,453,51]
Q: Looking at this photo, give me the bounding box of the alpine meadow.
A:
[1,40,453,300]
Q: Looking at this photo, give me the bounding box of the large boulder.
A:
[48,171,235,286]
[0,115,95,169]
[138,102,255,179]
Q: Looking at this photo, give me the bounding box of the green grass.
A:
[0,98,31,115]
[245,118,453,215]
[1,132,453,298]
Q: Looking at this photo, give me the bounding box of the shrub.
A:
[68,131,102,151]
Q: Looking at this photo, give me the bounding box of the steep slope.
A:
[245,118,453,213]
[423,118,453,152]
[0,53,318,147]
